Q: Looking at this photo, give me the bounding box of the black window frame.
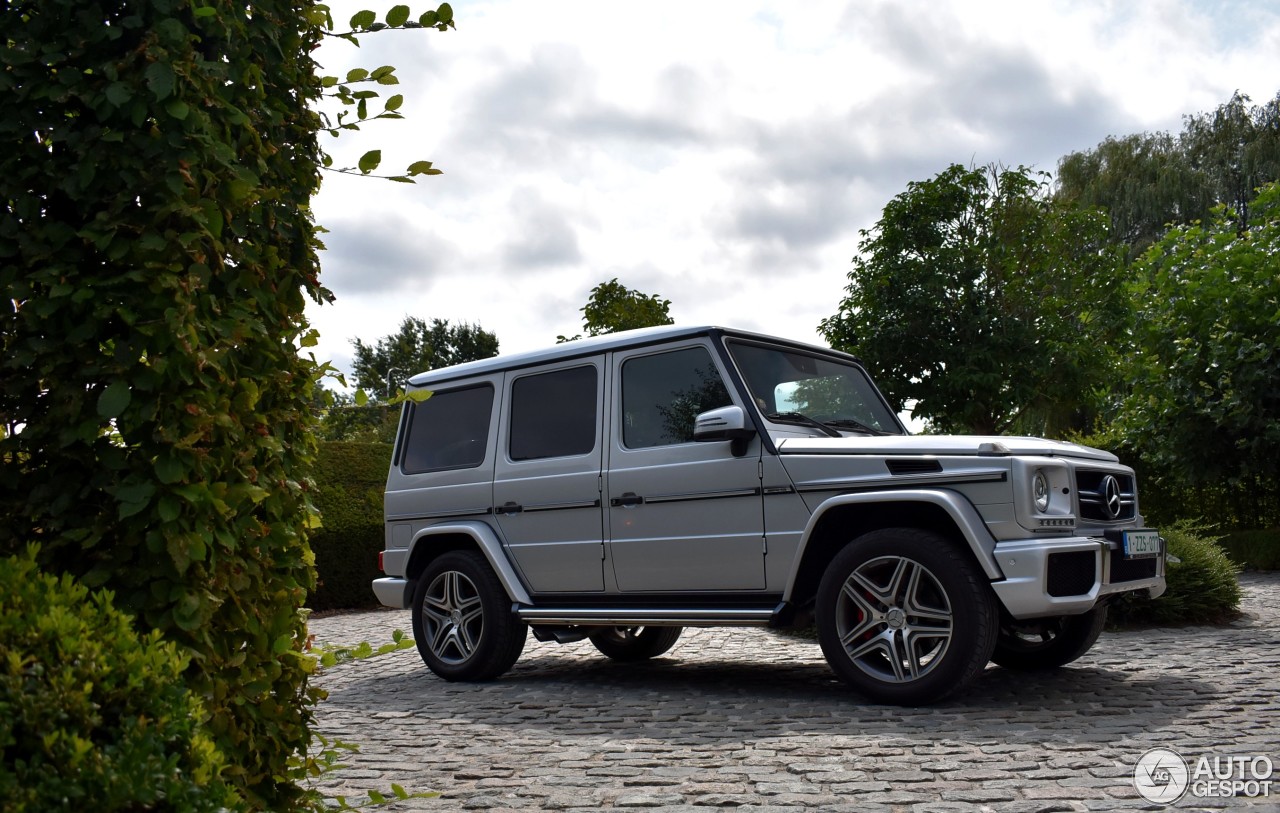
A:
[399,383,495,475]
[620,345,734,449]
[507,364,598,462]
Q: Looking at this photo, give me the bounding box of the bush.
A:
[0,547,233,812]
[309,442,393,611]
[1108,523,1243,626]
[1217,528,1280,571]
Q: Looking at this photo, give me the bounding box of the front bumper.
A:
[989,535,1166,619]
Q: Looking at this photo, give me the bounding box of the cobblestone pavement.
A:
[309,573,1280,812]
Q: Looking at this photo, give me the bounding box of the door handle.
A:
[611,492,644,508]
[498,501,524,515]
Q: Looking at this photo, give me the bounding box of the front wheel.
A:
[816,528,998,705]
[588,626,682,661]
[991,606,1107,670]
[411,550,527,681]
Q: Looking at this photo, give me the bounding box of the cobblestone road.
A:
[310,573,1280,812]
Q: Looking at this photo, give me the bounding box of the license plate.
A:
[1122,529,1161,559]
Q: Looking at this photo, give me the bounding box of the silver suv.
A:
[373,326,1165,704]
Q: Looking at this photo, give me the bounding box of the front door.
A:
[605,342,766,592]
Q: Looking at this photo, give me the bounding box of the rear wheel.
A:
[588,626,682,661]
[411,550,527,681]
[816,528,998,705]
[991,606,1107,670]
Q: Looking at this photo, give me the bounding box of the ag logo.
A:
[1134,748,1189,804]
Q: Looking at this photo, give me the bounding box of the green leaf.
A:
[407,160,433,174]
[350,9,376,29]
[358,149,381,174]
[404,389,433,403]
[384,94,404,111]
[144,62,175,101]
[354,389,369,406]
[437,3,454,24]
[419,10,438,26]
[97,380,132,418]
[165,99,190,120]
[345,67,369,82]
[106,82,132,106]
[193,5,216,17]
[155,455,185,484]
[386,5,410,27]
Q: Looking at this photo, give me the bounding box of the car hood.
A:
[774,434,1119,463]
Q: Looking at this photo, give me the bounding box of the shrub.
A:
[1108,523,1243,626]
[310,442,393,611]
[0,547,233,812]
[1217,528,1280,571]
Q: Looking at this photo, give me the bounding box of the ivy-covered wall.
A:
[2,2,328,808]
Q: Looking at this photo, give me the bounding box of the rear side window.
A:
[400,385,494,474]
[509,365,597,461]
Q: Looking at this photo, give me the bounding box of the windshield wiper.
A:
[823,418,891,436]
[765,412,841,438]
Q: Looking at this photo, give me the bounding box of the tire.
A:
[411,550,527,681]
[816,528,998,705]
[991,606,1107,670]
[588,626,682,661]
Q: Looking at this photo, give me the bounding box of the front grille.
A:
[1076,470,1137,522]
[1109,548,1160,583]
[1047,551,1097,597]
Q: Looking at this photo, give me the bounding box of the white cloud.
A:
[308,0,1280,379]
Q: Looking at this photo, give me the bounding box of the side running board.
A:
[515,605,782,627]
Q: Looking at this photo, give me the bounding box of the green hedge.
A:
[0,547,233,811]
[309,442,393,611]
[1217,528,1280,571]
[1109,524,1243,626]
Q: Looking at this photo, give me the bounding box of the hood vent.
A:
[886,458,943,476]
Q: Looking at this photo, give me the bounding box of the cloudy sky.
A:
[308,0,1280,384]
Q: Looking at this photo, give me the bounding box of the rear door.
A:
[493,358,606,593]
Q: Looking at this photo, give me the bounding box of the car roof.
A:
[406,325,860,387]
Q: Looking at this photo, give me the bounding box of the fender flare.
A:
[407,520,533,605]
[781,488,1004,602]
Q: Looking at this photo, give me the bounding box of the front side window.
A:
[509,365,597,461]
[401,385,494,474]
[621,346,732,448]
[727,341,902,434]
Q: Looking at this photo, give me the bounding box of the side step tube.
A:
[516,605,779,627]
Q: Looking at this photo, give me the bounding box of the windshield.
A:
[725,341,904,435]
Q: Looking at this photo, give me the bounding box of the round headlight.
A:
[1032,469,1051,513]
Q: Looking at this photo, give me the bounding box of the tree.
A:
[1056,91,1280,254]
[819,164,1128,436]
[1118,183,1280,498]
[1182,91,1280,235]
[557,278,674,342]
[351,316,498,395]
[1056,132,1209,254]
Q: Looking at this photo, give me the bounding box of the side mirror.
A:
[693,405,755,457]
